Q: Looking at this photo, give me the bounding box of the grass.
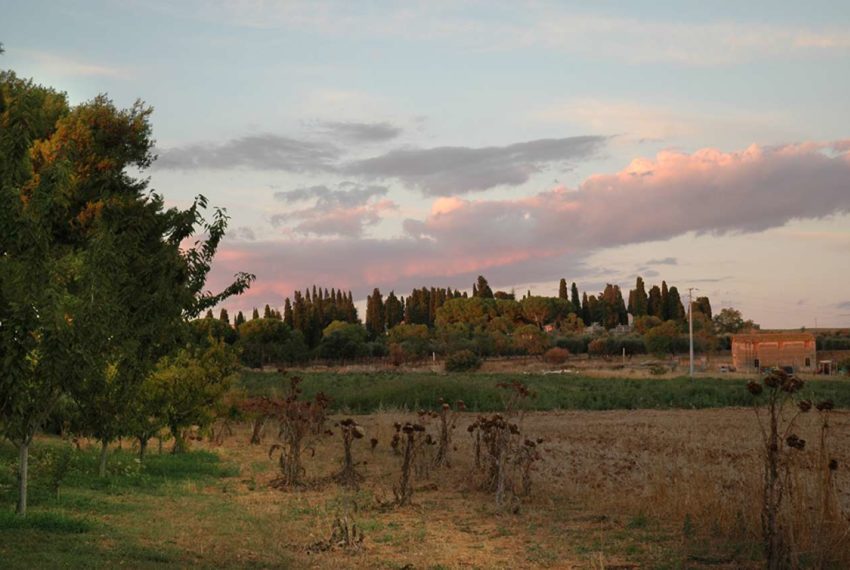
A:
[239,370,850,413]
[0,440,244,569]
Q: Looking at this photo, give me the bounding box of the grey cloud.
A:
[270,182,394,238]
[344,136,608,196]
[233,226,256,241]
[645,257,678,266]
[312,120,402,142]
[274,182,387,208]
[154,134,340,172]
[836,301,850,310]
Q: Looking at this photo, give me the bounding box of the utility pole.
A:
[688,288,696,378]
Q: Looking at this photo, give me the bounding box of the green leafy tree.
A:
[521,296,554,329]
[237,318,307,367]
[713,307,758,334]
[319,321,368,360]
[151,340,239,453]
[644,320,681,355]
[0,72,80,514]
[513,324,549,355]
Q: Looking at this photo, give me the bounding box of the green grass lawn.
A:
[0,442,244,569]
[238,370,850,413]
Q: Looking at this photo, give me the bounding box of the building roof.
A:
[732,332,815,343]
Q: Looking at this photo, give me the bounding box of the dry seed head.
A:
[747,381,764,396]
[816,400,835,411]
[798,399,813,412]
[786,434,806,450]
[829,459,838,471]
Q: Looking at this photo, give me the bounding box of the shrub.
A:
[587,338,608,356]
[445,349,481,372]
[543,347,570,365]
[554,335,589,354]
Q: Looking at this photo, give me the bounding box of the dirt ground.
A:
[174,407,850,569]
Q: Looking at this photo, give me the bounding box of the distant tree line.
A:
[212,275,767,366]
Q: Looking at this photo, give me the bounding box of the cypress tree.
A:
[205,310,214,319]
[660,281,670,320]
[570,282,580,314]
[647,286,662,318]
[252,307,260,320]
[581,292,590,325]
[235,311,246,327]
[365,288,385,339]
[283,298,293,327]
[558,278,568,300]
[263,304,272,319]
[384,291,403,330]
[667,286,685,321]
[628,276,648,317]
[695,296,712,320]
[219,308,230,324]
[475,275,493,298]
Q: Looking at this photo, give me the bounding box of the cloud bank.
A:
[212,141,850,307]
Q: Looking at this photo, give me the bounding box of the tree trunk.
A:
[138,437,148,461]
[16,440,29,515]
[98,440,109,477]
[171,425,187,454]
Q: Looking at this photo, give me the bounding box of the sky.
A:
[3,0,850,328]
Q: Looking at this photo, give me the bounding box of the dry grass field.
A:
[145,408,850,568]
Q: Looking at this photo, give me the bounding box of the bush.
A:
[587,338,609,356]
[555,335,589,354]
[445,349,481,372]
[543,347,570,365]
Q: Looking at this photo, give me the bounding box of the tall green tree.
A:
[570,282,581,314]
[558,278,568,300]
[474,275,494,298]
[647,285,663,318]
[660,281,670,320]
[384,291,404,330]
[667,286,685,322]
[628,276,648,317]
[365,288,385,339]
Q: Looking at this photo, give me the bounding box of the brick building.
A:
[731,332,816,372]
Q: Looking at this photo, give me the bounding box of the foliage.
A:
[713,307,758,334]
[239,370,850,414]
[237,318,307,367]
[150,341,240,453]
[445,349,481,372]
[644,320,681,355]
[318,320,368,360]
[543,347,570,364]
